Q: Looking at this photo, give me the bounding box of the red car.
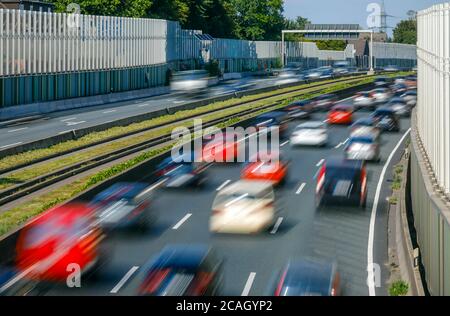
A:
[202,132,240,163]
[241,159,289,186]
[327,104,353,125]
[15,203,107,283]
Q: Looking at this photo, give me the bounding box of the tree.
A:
[232,0,284,41]
[51,0,152,18]
[393,19,417,45]
[147,0,189,24]
[283,16,310,41]
[203,0,236,38]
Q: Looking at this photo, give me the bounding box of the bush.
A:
[389,280,409,296]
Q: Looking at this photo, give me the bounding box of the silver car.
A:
[353,91,376,110]
[387,97,411,117]
[370,88,392,105]
[345,136,380,162]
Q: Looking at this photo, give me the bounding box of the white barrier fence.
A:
[417,3,450,194]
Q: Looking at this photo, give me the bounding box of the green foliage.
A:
[147,0,189,24]
[389,280,409,296]
[232,0,285,40]
[51,0,152,18]
[315,40,347,51]
[393,19,417,45]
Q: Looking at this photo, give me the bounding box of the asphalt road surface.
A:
[36,93,411,296]
[0,76,297,149]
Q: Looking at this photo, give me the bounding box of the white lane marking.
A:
[335,138,349,149]
[138,103,150,107]
[172,213,192,230]
[61,117,77,122]
[216,180,231,191]
[174,101,184,104]
[58,130,74,135]
[110,266,140,294]
[270,217,284,234]
[8,127,28,133]
[241,272,256,296]
[66,121,86,126]
[0,142,22,149]
[103,110,117,114]
[296,183,307,195]
[280,140,290,147]
[367,128,411,296]
[316,159,325,167]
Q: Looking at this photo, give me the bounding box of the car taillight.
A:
[140,269,170,294]
[188,271,214,296]
[274,269,287,296]
[316,165,326,193]
[128,202,149,219]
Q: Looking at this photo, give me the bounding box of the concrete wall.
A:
[410,121,450,295]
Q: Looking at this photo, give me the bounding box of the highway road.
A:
[35,92,411,297]
[0,75,298,150]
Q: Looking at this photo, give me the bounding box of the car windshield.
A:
[213,192,258,208]
[348,138,373,145]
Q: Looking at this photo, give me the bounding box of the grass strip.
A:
[0,77,373,191]
[0,75,374,173]
[0,73,408,237]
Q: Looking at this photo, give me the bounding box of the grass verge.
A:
[0,73,410,237]
[0,76,373,192]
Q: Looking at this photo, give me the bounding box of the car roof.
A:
[389,97,406,103]
[146,244,210,271]
[220,180,274,196]
[332,104,352,111]
[353,117,374,126]
[325,157,364,170]
[296,121,325,129]
[374,107,395,114]
[93,182,149,202]
[256,111,285,120]
[281,259,335,296]
[349,135,375,143]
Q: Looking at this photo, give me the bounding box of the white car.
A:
[370,88,392,105]
[210,180,276,234]
[400,90,417,107]
[353,91,376,110]
[290,122,328,147]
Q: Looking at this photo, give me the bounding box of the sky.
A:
[283,0,446,36]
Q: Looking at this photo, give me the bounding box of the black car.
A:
[372,107,401,132]
[156,152,209,188]
[254,111,289,137]
[138,244,224,296]
[311,94,338,112]
[316,157,367,208]
[269,259,340,296]
[90,182,155,231]
[282,100,313,120]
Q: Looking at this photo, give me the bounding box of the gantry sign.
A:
[281,25,375,74]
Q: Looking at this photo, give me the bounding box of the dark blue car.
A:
[316,157,367,208]
[90,182,155,231]
[270,259,340,296]
[156,153,209,188]
[372,107,400,132]
[138,244,224,296]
